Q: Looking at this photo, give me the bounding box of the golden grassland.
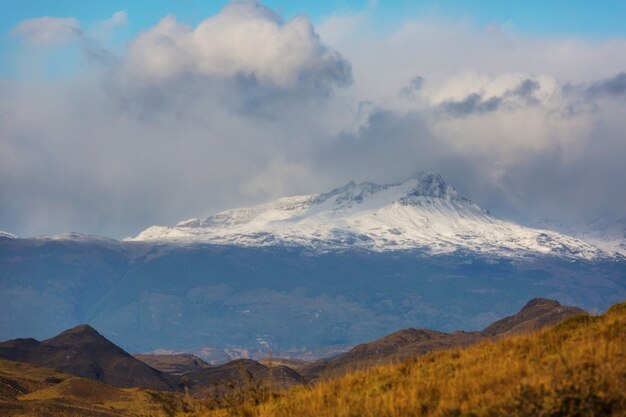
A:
[182,302,626,417]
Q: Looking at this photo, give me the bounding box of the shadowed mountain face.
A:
[302,298,587,380]
[134,353,211,375]
[483,298,587,336]
[0,325,179,390]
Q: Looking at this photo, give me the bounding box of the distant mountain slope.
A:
[303,298,586,380]
[134,353,211,375]
[0,325,179,390]
[129,172,613,260]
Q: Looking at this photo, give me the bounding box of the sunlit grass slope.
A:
[189,303,626,417]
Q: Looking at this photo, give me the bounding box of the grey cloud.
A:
[514,78,540,98]
[585,72,626,98]
[441,93,502,117]
[440,78,541,117]
[312,109,480,197]
[400,76,424,98]
[489,122,626,223]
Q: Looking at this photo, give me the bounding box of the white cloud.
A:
[90,10,128,40]
[104,10,128,29]
[11,17,81,45]
[125,1,351,90]
[316,11,369,44]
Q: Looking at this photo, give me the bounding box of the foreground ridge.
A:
[129,172,613,260]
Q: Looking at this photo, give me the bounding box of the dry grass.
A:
[180,302,626,417]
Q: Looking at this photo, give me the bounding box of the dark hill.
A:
[0,324,179,390]
[182,358,304,395]
[483,298,586,335]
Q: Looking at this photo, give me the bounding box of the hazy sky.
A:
[1,0,626,238]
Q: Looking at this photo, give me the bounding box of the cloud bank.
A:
[1,1,626,237]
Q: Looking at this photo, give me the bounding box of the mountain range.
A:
[0,173,624,359]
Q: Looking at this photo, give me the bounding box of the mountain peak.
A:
[399,171,468,202]
[58,324,101,336]
[313,172,467,207]
[45,324,108,346]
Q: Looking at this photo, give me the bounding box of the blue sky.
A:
[2,0,626,39]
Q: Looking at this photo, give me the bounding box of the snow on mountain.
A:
[129,172,614,260]
[530,218,626,256]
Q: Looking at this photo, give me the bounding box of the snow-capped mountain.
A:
[129,172,614,259]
